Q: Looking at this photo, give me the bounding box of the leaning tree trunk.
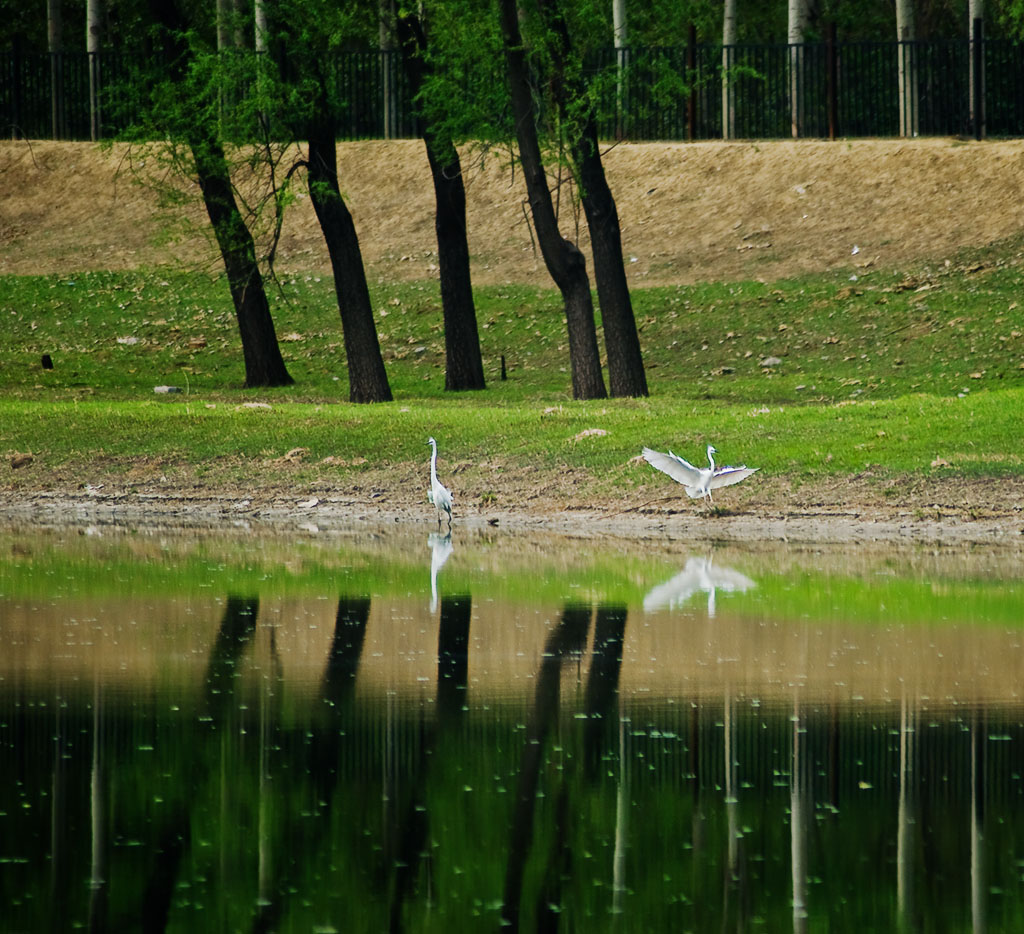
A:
[396,13,486,391]
[306,122,393,404]
[148,0,291,388]
[497,0,606,400]
[574,124,648,397]
[535,0,647,398]
[190,140,293,388]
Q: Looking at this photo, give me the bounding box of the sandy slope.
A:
[4,137,1024,286]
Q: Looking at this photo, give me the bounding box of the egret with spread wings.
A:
[642,444,758,505]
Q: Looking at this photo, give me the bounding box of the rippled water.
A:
[1,522,1023,932]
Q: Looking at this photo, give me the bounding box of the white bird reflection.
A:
[643,556,755,618]
[428,532,454,613]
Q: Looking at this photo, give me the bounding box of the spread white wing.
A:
[708,466,759,489]
[642,562,705,611]
[643,557,756,612]
[641,448,703,487]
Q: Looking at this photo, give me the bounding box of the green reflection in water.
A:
[0,523,1023,932]
[1,523,1022,625]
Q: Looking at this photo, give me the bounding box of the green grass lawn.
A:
[1,241,1023,497]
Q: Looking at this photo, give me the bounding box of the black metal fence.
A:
[3,36,1024,143]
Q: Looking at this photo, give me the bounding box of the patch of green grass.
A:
[3,253,1022,405]
[1,384,1021,493]
[1,247,1023,491]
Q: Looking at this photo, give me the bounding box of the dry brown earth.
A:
[4,137,1024,284]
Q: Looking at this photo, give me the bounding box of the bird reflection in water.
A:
[428,531,454,613]
[643,556,755,617]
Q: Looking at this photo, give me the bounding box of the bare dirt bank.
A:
[4,470,1023,547]
[4,137,1024,286]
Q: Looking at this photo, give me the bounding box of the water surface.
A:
[1,522,1022,932]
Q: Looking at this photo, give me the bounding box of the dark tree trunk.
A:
[396,14,486,392]
[537,0,648,398]
[191,138,294,388]
[306,121,393,404]
[574,124,648,397]
[429,143,487,391]
[497,0,606,400]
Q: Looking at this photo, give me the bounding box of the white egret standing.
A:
[642,443,758,505]
[427,437,453,530]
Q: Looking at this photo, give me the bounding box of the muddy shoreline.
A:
[4,488,1022,548]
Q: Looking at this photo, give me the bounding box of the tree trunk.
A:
[612,0,627,138]
[428,142,488,391]
[254,0,268,51]
[232,0,246,49]
[722,0,737,140]
[788,0,807,138]
[497,0,606,400]
[148,0,292,388]
[306,123,393,404]
[191,137,294,388]
[396,13,486,391]
[215,0,230,50]
[574,125,648,397]
[535,0,647,397]
[969,1,985,138]
[87,0,102,141]
[896,0,918,137]
[379,0,397,139]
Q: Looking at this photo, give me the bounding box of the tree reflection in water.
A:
[4,547,1024,933]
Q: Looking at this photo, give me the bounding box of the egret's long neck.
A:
[707,446,716,471]
[430,445,439,484]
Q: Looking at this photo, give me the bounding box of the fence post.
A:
[972,17,984,140]
[826,21,838,140]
